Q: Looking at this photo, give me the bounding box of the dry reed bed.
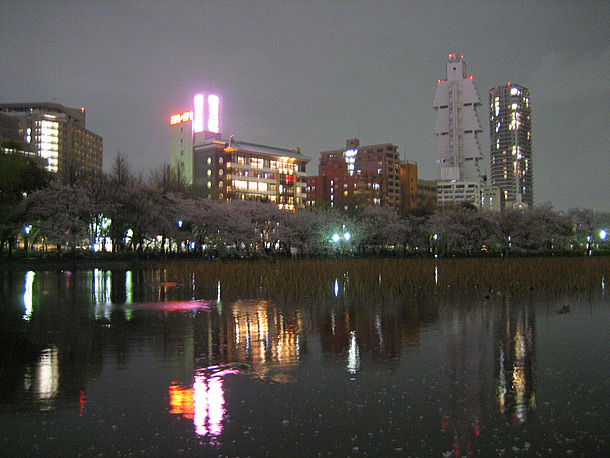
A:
[155,257,610,302]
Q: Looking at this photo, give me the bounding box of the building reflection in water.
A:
[169,367,237,440]
[439,296,537,456]
[227,300,300,380]
[494,296,536,425]
[439,306,486,457]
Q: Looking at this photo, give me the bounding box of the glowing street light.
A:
[601,229,607,240]
[344,232,351,242]
[332,233,340,243]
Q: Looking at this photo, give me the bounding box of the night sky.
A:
[2,0,609,211]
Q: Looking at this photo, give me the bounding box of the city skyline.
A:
[1,1,609,211]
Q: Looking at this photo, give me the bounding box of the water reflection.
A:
[34,346,59,410]
[494,297,536,425]
[439,305,486,456]
[22,271,35,321]
[347,330,360,374]
[169,367,236,440]
[1,266,608,457]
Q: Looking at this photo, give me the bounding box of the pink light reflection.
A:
[170,368,238,440]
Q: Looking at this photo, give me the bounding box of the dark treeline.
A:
[1,152,609,258]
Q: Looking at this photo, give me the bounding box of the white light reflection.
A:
[23,271,35,321]
[375,313,383,349]
[169,370,235,441]
[126,270,133,304]
[435,265,439,285]
[347,330,360,374]
[334,279,340,296]
[93,269,112,320]
[193,374,226,437]
[34,346,59,411]
[217,280,222,313]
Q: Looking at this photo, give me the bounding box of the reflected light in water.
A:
[347,330,360,374]
[34,346,59,411]
[334,279,340,296]
[126,270,133,304]
[497,348,507,413]
[169,368,237,439]
[23,271,35,321]
[127,300,212,312]
[217,280,222,313]
[435,265,439,285]
[375,313,383,349]
[94,269,112,320]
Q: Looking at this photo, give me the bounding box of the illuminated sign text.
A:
[170,111,193,125]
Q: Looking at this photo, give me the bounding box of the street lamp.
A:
[600,229,607,240]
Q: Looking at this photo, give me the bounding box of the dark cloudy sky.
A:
[2,0,609,211]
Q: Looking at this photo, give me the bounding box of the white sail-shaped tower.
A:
[433,54,483,206]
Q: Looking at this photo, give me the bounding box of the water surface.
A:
[0,262,609,457]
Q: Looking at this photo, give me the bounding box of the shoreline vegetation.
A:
[2,254,608,298]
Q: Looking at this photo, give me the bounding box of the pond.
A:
[1,258,609,457]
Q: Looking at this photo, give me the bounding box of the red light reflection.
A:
[79,391,86,416]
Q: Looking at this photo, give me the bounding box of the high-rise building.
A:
[169,93,309,210]
[0,102,103,178]
[489,83,533,208]
[306,139,402,211]
[433,54,484,206]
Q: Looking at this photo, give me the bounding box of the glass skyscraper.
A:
[489,83,533,208]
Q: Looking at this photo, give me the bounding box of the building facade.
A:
[0,102,103,178]
[489,83,533,208]
[433,54,484,206]
[170,94,309,210]
[400,161,418,214]
[416,179,438,211]
[307,139,402,211]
